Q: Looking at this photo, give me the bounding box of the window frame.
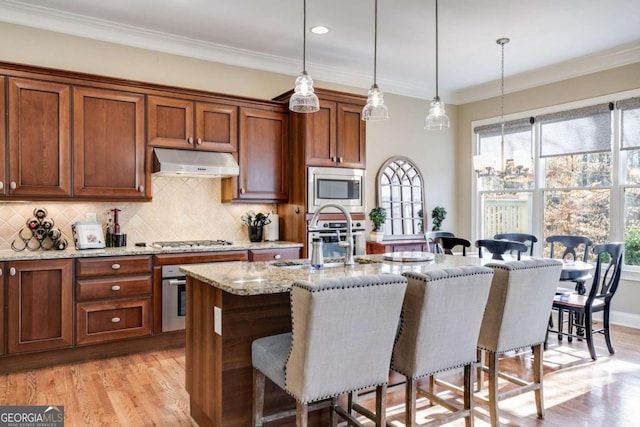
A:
[471,88,640,278]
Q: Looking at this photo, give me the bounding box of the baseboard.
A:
[609,310,640,329]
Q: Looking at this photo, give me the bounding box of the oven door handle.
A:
[168,279,186,287]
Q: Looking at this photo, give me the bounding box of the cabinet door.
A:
[7,259,73,354]
[336,102,366,168]
[0,263,4,356]
[305,100,337,167]
[147,95,195,149]
[73,87,146,198]
[7,78,71,197]
[195,102,238,152]
[0,77,5,195]
[229,108,288,201]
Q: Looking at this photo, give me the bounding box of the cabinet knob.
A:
[331,156,337,162]
[240,187,246,194]
[0,268,3,277]
[197,138,203,145]
[138,185,145,193]
[338,157,343,163]
[10,181,16,190]
[274,254,281,259]
[188,137,194,144]
[9,267,16,276]
[111,285,121,291]
[111,263,121,270]
[111,317,121,323]
[0,181,3,191]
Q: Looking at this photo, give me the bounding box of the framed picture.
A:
[72,221,106,249]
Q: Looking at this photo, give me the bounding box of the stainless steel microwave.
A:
[307,166,365,213]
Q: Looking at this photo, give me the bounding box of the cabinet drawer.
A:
[76,297,151,345]
[76,256,152,277]
[76,276,152,301]
[248,248,300,262]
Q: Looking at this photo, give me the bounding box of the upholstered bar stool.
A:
[251,274,407,427]
[476,259,562,427]
[391,266,494,427]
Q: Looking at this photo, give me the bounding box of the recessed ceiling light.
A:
[310,26,329,35]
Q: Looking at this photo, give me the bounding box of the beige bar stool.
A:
[251,274,407,426]
[476,258,563,426]
[391,266,495,426]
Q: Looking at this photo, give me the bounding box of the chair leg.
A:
[405,378,417,427]
[375,384,387,426]
[532,344,545,419]
[487,351,500,427]
[330,397,338,427]
[296,402,308,427]
[464,364,475,427]
[253,368,265,427]
[557,309,564,341]
[476,348,484,392]
[585,311,597,360]
[604,307,615,355]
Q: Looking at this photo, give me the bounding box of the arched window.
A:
[376,156,426,238]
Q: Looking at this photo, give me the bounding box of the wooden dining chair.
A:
[476,239,528,260]
[494,233,538,256]
[439,236,471,256]
[546,242,624,360]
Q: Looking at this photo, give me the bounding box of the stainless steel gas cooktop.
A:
[152,240,233,249]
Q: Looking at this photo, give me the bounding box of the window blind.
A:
[617,97,640,150]
[538,103,613,157]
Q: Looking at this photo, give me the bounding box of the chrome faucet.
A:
[308,203,354,266]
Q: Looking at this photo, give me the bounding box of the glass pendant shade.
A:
[362,84,389,121]
[289,71,320,113]
[424,96,450,130]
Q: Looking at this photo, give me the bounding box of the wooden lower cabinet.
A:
[366,240,427,254]
[76,297,151,345]
[75,255,153,346]
[6,259,73,354]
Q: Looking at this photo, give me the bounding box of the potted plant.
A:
[368,207,387,242]
[431,206,447,231]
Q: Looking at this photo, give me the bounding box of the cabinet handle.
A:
[9,267,16,276]
[188,137,194,144]
[240,187,246,194]
[331,156,337,162]
[0,181,3,191]
[197,138,203,145]
[274,254,281,259]
[138,185,145,193]
[111,263,121,270]
[111,317,121,323]
[10,181,16,190]
[0,268,3,277]
[338,157,343,163]
[111,285,121,291]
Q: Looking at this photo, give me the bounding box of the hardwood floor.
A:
[0,323,638,426]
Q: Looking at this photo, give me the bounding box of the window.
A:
[474,94,640,267]
[377,157,425,237]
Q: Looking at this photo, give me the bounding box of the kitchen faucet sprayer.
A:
[308,203,355,266]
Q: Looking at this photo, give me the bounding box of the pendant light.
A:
[424,0,450,130]
[362,0,389,121]
[289,0,320,113]
[497,37,509,155]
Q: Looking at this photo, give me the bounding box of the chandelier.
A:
[474,38,532,181]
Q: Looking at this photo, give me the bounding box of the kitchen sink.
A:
[270,257,379,269]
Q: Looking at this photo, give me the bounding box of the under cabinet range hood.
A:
[152,148,239,178]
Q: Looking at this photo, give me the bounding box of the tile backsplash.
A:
[0,176,275,250]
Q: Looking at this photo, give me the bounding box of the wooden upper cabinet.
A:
[7,77,72,197]
[147,95,238,152]
[222,107,288,202]
[303,99,365,169]
[73,86,147,199]
[0,77,5,196]
[7,258,73,354]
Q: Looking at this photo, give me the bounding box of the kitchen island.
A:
[180,253,486,427]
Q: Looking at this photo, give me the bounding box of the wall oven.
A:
[308,166,365,213]
[161,265,186,332]
[307,220,366,258]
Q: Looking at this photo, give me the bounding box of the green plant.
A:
[431,206,447,231]
[369,207,387,232]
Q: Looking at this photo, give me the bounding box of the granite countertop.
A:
[0,241,303,262]
[180,254,489,296]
